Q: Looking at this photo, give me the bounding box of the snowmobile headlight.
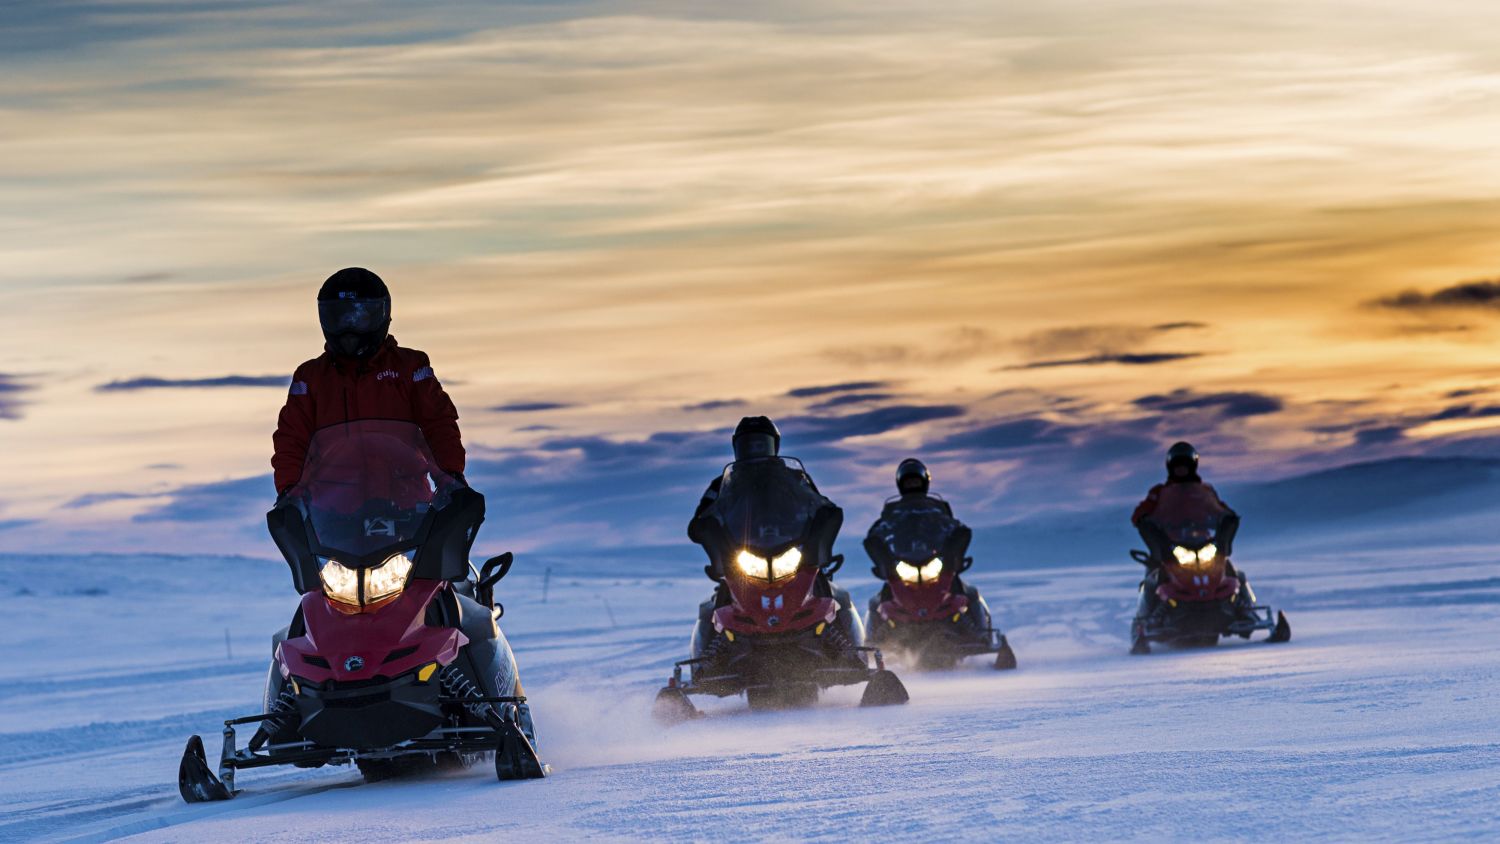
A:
[1172,546,1199,566]
[319,559,361,608]
[768,547,802,581]
[919,558,943,581]
[735,549,768,579]
[364,552,415,604]
[1197,544,1218,564]
[896,558,943,585]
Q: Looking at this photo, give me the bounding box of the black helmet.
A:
[732,416,781,461]
[317,267,390,359]
[896,458,930,495]
[1166,441,1199,478]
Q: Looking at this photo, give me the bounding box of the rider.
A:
[1131,441,1239,568]
[863,458,972,579]
[863,459,976,614]
[688,416,832,582]
[272,268,467,496]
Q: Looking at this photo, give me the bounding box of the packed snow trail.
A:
[1,544,1498,841]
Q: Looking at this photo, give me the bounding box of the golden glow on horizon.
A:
[3,1,1500,552]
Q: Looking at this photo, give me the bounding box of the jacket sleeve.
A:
[1130,485,1163,526]
[1204,483,1237,516]
[410,353,465,474]
[688,476,723,542]
[271,365,315,493]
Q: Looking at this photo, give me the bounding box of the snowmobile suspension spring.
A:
[699,631,730,663]
[821,622,856,657]
[251,686,299,750]
[440,665,505,723]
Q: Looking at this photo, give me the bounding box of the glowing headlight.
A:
[735,549,768,579]
[1197,544,1218,564]
[919,558,943,581]
[735,547,802,582]
[896,558,944,584]
[769,547,802,581]
[365,552,414,603]
[319,559,360,608]
[1172,546,1198,566]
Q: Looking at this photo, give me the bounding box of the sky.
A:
[5,0,1500,558]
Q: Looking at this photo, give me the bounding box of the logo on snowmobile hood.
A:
[344,656,365,672]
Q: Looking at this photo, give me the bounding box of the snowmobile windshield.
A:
[1147,483,1230,547]
[288,420,458,562]
[882,504,955,562]
[711,457,822,551]
[318,297,389,335]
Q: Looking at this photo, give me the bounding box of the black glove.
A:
[449,470,468,488]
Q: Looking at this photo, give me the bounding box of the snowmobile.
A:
[179,420,547,803]
[653,457,909,722]
[1128,483,1290,655]
[863,499,1017,671]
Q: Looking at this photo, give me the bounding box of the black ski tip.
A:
[179,735,233,803]
[1267,610,1291,643]
[1129,635,1152,656]
[652,686,701,726]
[495,723,548,781]
[993,636,1018,671]
[860,669,910,707]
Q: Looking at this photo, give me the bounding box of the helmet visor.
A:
[734,432,778,461]
[319,298,389,335]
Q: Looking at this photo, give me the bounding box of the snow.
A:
[2,538,1498,841]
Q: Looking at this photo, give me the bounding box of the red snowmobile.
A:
[1129,483,1290,654]
[179,420,546,803]
[653,457,909,721]
[864,499,1016,670]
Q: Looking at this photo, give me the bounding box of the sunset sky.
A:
[5,0,1500,557]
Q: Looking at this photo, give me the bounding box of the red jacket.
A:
[1131,480,1230,526]
[271,336,465,492]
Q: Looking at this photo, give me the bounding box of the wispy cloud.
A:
[1003,352,1202,370]
[786,381,890,399]
[492,401,571,412]
[1371,280,1500,311]
[95,375,289,392]
[681,399,746,412]
[1133,389,1284,419]
[0,374,32,420]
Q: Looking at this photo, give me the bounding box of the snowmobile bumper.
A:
[295,671,445,750]
[1137,599,1279,643]
[179,694,543,802]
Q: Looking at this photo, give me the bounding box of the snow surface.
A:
[2,537,1499,842]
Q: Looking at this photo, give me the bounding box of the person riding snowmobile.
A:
[1131,442,1253,617]
[688,416,832,582]
[861,459,1015,669]
[271,267,467,496]
[1131,442,1238,567]
[863,458,971,587]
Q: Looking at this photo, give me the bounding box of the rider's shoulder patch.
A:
[412,366,434,383]
[289,380,309,396]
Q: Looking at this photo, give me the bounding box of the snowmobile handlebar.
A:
[1130,549,1152,565]
[821,553,845,577]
